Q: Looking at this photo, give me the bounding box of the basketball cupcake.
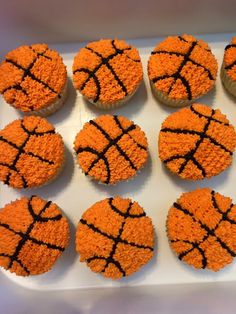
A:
[167,188,236,271]
[74,115,148,184]
[158,103,236,180]
[0,116,65,189]
[0,196,69,276]
[72,39,143,109]
[148,34,218,107]
[0,44,67,116]
[76,196,154,279]
[221,37,236,97]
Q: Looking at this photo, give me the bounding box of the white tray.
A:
[1,33,236,291]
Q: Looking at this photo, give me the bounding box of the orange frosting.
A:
[158,103,236,180]
[148,34,218,100]
[73,39,143,104]
[167,188,236,271]
[0,116,64,189]
[76,196,154,279]
[223,37,236,81]
[0,44,67,112]
[74,115,148,184]
[0,196,69,276]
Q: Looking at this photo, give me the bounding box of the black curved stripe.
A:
[173,201,236,258]
[3,198,65,274]
[27,237,64,251]
[178,36,188,43]
[161,128,233,155]
[190,105,229,126]
[225,44,236,51]
[74,68,101,103]
[76,121,137,184]
[175,74,192,100]
[2,84,28,95]
[76,146,110,184]
[15,258,30,274]
[80,217,153,251]
[151,41,206,100]
[225,60,236,70]
[73,40,137,103]
[0,222,22,236]
[101,202,132,276]
[0,122,56,188]
[171,239,207,268]
[29,46,52,60]
[108,198,146,218]
[85,45,128,96]
[152,50,214,81]
[86,255,126,276]
[90,120,137,171]
[152,74,172,84]
[162,108,216,176]
[20,122,56,136]
[5,58,60,98]
[113,116,147,150]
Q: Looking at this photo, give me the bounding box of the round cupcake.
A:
[221,37,236,97]
[76,196,154,279]
[167,188,236,271]
[72,39,143,109]
[158,103,236,180]
[74,115,148,184]
[0,44,67,116]
[148,34,218,107]
[0,196,69,276]
[0,116,65,189]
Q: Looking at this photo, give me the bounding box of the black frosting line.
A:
[0,121,56,188]
[151,41,215,100]
[172,198,236,266]
[73,39,139,103]
[4,197,64,274]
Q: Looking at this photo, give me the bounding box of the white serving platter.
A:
[1,33,236,291]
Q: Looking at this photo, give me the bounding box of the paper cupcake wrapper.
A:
[221,63,236,98]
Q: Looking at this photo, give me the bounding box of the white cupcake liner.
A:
[221,62,236,98]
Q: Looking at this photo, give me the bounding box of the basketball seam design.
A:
[170,190,236,269]
[2,47,61,108]
[80,198,153,277]
[0,196,65,275]
[0,120,55,188]
[73,40,140,103]
[76,115,147,184]
[224,44,236,70]
[160,105,233,177]
[151,39,214,100]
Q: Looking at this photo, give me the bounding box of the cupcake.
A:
[167,188,236,271]
[74,115,148,184]
[148,34,218,107]
[0,116,65,189]
[72,39,143,109]
[0,44,67,116]
[0,196,69,276]
[158,103,236,180]
[221,37,236,97]
[76,196,154,279]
